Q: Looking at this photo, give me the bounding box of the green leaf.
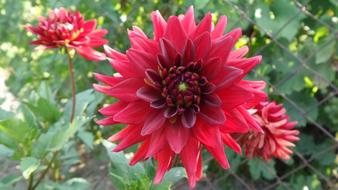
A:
[20,157,40,179]
[315,34,336,64]
[284,91,318,126]
[248,158,276,180]
[25,97,61,123]
[0,144,14,158]
[0,108,14,121]
[38,81,54,103]
[77,130,94,149]
[0,175,22,186]
[63,89,98,122]
[32,117,88,158]
[195,0,210,10]
[102,140,149,189]
[255,0,304,41]
[153,167,186,190]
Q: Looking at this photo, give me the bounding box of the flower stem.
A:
[65,48,76,123]
[27,174,34,190]
[31,152,58,190]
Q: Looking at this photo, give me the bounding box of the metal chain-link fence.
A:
[172,0,337,189]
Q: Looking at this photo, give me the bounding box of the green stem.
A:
[31,152,58,190]
[65,48,76,123]
[27,174,34,190]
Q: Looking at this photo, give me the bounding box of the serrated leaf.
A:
[20,157,40,179]
[248,158,276,180]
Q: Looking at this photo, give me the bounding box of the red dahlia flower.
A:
[26,7,107,61]
[237,101,299,161]
[94,7,267,188]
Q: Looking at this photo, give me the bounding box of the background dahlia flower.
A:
[237,101,299,161]
[94,7,267,188]
[26,7,107,61]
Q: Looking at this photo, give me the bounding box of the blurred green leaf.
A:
[20,157,40,179]
[32,117,89,158]
[248,158,276,180]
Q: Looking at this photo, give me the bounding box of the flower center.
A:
[142,55,217,124]
[159,63,204,113]
[178,82,188,91]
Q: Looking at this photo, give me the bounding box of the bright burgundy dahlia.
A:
[26,7,107,61]
[94,7,266,188]
[237,101,299,161]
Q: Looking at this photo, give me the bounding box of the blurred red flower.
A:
[26,7,107,61]
[94,7,266,188]
[237,101,299,161]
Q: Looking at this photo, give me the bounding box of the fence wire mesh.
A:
[172,0,337,189]
[0,0,336,190]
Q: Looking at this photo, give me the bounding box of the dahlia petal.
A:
[114,126,144,152]
[211,15,227,39]
[96,116,119,126]
[146,129,167,157]
[153,147,174,184]
[200,105,226,125]
[93,78,143,102]
[229,46,249,59]
[82,19,97,32]
[136,86,162,102]
[98,101,127,116]
[165,123,190,153]
[209,36,235,65]
[205,143,230,169]
[238,106,263,132]
[180,137,200,188]
[181,108,196,128]
[193,32,211,60]
[104,45,127,60]
[145,69,162,83]
[94,73,124,86]
[183,39,196,64]
[75,46,106,61]
[150,99,166,109]
[192,12,212,38]
[142,110,166,135]
[222,133,242,154]
[203,57,222,80]
[114,101,150,124]
[193,120,222,148]
[128,29,158,54]
[228,56,262,75]
[219,85,253,109]
[225,28,242,42]
[159,38,177,64]
[126,49,157,70]
[203,94,222,107]
[164,16,187,53]
[108,124,134,142]
[151,10,167,41]
[164,107,178,118]
[195,152,203,180]
[88,29,108,38]
[85,38,109,47]
[130,139,150,165]
[181,6,196,35]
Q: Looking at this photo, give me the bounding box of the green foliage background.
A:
[0,0,337,189]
